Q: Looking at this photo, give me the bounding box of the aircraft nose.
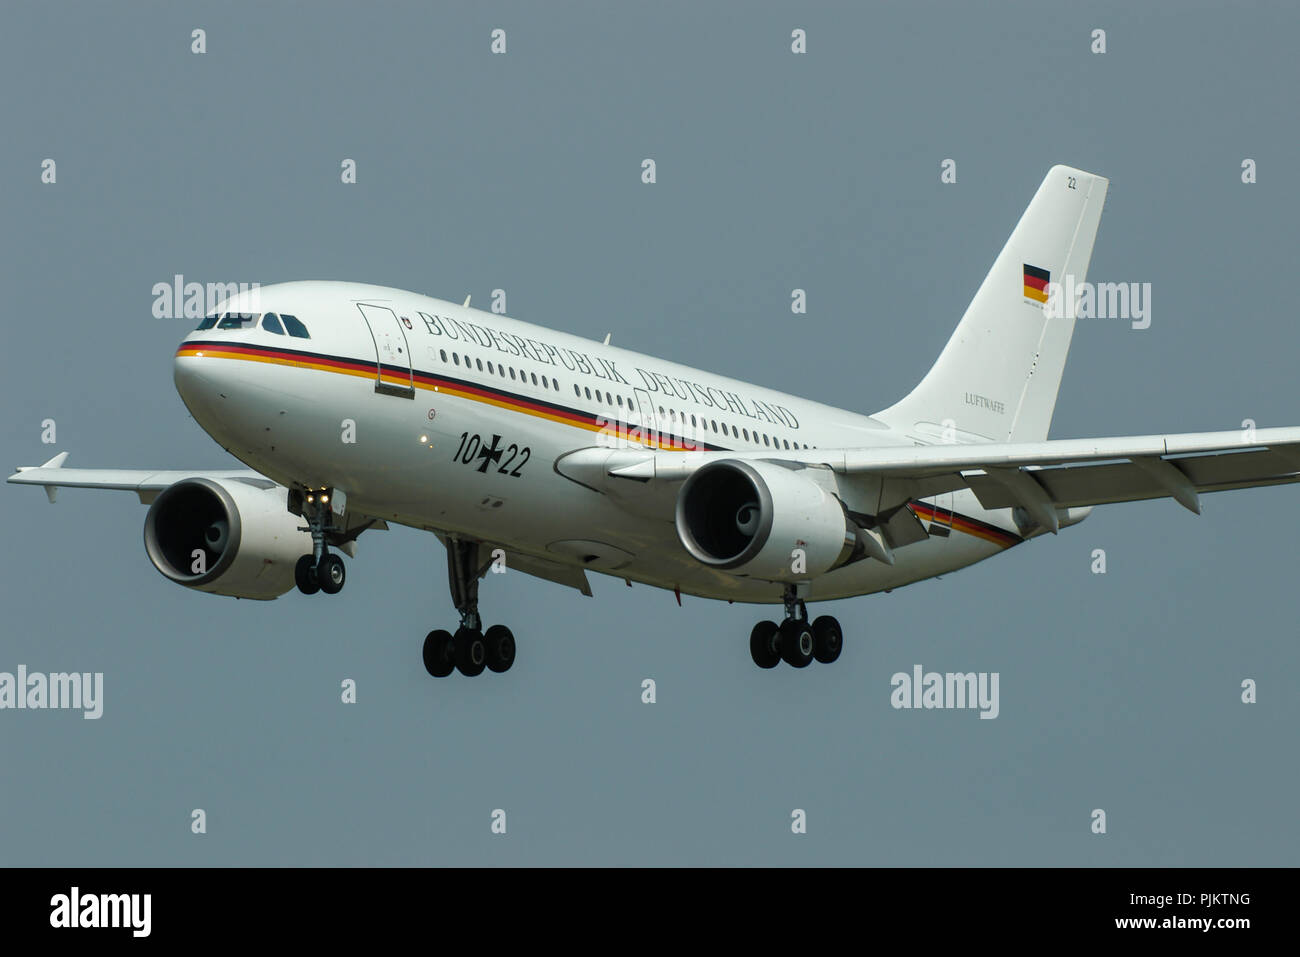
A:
[173,346,225,417]
[174,349,201,402]
[173,343,282,458]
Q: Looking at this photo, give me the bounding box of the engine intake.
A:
[675,459,857,581]
[143,478,311,600]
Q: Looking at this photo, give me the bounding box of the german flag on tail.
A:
[1023,264,1050,303]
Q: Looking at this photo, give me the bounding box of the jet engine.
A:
[143,478,312,599]
[675,459,858,581]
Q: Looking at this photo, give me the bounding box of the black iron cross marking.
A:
[475,434,504,473]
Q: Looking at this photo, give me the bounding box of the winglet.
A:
[14,451,69,502]
[14,451,69,473]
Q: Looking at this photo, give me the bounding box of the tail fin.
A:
[873,165,1109,443]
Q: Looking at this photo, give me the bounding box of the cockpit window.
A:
[261,313,285,335]
[279,313,310,339]
[196,314,219,331]
[217,312,258,330]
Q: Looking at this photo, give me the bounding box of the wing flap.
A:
[967,447,1300,511]
[835,426,1300,475]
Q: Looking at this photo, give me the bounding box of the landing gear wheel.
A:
[454,626,487,676]
[484,624,516,673]
[422,630,455,678]
[812,615,843,664]
[779,618,814,668]
[317,553,346,594]
[750,620,781,669]
[295,555,320,595]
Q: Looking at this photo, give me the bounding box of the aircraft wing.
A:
[11,452,588,596]
[558,425,1300,534]
[7,452,271,504]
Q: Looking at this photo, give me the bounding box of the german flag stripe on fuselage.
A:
[177,340,1022,548]
[908,500,1022,549]
[176,340,722,452]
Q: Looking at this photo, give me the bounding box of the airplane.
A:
[13,164,1300,678]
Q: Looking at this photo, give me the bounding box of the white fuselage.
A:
[173,281,1029,604]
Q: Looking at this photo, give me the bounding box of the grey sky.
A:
[1,0,1297,865]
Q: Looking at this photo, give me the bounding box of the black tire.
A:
[454,627,486,677]
[295,555,320,595]
[749,620,781,669]
[422,630,455,678]
[779,618,814,668]
[484,624,516,673]
[317,553,345,594]
[812,615,843,664]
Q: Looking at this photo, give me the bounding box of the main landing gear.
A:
[294,488,347,596]
[422,538,516,678]
[749,585,843,670]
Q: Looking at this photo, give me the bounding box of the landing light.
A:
[419,434,428,443]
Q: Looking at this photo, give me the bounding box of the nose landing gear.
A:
[293,487,347,596]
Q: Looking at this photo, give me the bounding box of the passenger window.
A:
[531,373,538,386]
[763,434,770,446]
[476,358,484,372]
[574,384,581,397]
[487,361,495,374]
[261,313,285,335]
[453,354,460,366]
[440,349,447,362]
[280,314,311,338]
[783,439,790,450]
[510,368,517,380]
[196,315,218,331]
[585,387,592,400]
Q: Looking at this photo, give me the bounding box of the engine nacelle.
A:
[675,459,856,581]
[143,478,312,600]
